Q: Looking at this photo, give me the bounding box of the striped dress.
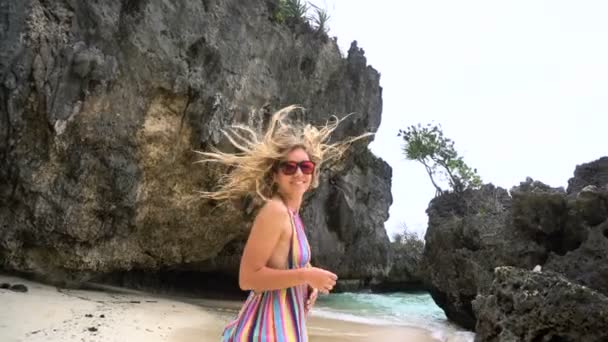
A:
[221,209,312,342]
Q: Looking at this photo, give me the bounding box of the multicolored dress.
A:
[221,209,311,342]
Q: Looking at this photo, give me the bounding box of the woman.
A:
[197,105,369,341]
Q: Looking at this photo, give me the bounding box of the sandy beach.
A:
[0,274,439,342]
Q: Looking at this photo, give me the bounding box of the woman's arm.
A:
[238,200,308,291]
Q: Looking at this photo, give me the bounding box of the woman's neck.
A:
[276,193,302,213]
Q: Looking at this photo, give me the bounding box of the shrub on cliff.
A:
[392,224,425,255]
[398,123,482,196]
[273,0,330,34]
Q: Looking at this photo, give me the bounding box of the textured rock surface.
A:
[421,184,538,329]
[566,157,608,195]
[473,266,608,342]
[303,148,392,281]
[0,0,390,285]
[371,237,425,292]
[421,157,608,330]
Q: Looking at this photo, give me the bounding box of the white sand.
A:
[0,274,439,342]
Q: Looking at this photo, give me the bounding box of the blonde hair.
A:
[195,105,372,202]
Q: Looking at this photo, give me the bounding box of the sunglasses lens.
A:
[299,161,315,175]
[278,161,316,175]
[280,162,298,175]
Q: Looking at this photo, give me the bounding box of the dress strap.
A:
[277,196,300,269]
[278,197,297,234]
[284,206,298,269]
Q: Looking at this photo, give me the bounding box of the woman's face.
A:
[274,147,314,198]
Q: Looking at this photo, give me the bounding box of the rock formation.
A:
[422,157,608,331]
[0,0,391,287]
[473,266,608,342]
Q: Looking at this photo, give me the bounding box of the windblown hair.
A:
[196,105,371,202]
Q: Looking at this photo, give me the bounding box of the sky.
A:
[308,0,608,238]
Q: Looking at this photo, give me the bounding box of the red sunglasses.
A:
[277,160,316,175]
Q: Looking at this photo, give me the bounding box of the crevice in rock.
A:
[0,86,11,174]
[202,0,210,12]
[299,56,315,77]
[186,36,222,82]
[91,269,246,300]
[121,0,148,17]
[170,88,193,163]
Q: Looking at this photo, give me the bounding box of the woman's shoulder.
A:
[254,199,290,227]
[250,199,291,237]
[258,198,289,217]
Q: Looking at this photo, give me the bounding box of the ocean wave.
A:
[310,307,398,325]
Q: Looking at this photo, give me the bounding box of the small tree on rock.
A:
[392,223,424,249]
[398,123,482,196]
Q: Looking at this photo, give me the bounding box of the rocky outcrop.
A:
[421,184,535,329]
[371,237,425,292]
[303,148,392,283]
[566,156,608,195]
[0,0,390,286]
[473,266,608,342]
[421,157,608,330]
[332,236,425,293]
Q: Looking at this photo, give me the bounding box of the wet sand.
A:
[0,274,439,342]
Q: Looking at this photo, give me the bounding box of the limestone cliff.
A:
[0,0,391,287]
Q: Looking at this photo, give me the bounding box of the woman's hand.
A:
[304,267,337,293]
[305,287,318,314]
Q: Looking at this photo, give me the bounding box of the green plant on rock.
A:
[392,223,425,255]
[275,0,309,24]
[398,123,482,196]
[273,0,331,35]
[273,6,286,23]
[309,3,330,34]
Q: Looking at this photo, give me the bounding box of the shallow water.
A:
[314,292,475,342]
